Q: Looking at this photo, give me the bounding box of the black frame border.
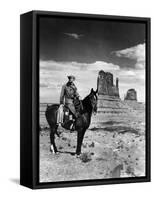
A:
[20,10,151,189]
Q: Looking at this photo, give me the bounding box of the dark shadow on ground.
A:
[100,120,122,126]
[90,126,139,135]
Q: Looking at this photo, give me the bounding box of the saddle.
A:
[56,105,74,131]
[57,98,83,130]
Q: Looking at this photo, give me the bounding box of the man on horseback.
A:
[46,86,98,155]
[58,75,81,130]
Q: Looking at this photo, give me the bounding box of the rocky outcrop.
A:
[97,70,124,113]
[97,70,119,97]
[124,89,137,101]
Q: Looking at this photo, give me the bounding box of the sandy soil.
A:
[40,110,145,183]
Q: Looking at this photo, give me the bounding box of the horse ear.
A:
[91,88,94,93]
[95,88,98,94]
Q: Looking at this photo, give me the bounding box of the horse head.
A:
[89,88,98,115]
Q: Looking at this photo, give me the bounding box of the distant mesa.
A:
[124,89,137,101]
[97,70,119,98]
[97,70,122,113]
[96,70,139,114]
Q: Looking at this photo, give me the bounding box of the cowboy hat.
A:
[67,75,75,80]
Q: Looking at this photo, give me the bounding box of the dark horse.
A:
[45,88,98,156]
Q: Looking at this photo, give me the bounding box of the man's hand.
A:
[78,96,82,100]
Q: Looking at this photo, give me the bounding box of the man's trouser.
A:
[65,103,77,118]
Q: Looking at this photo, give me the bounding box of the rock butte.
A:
[97,70,144,114]
[124,89,137,101]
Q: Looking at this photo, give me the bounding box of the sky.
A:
[39,16,146,103]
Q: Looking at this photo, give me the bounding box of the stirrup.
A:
[70,122,75,132]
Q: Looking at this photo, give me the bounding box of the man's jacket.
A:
[60,82,79,104]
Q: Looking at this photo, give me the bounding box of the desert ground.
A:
[39,103,145,182]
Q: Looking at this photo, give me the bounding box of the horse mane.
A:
[82,94,92,113]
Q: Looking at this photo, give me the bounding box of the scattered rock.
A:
[62,137,67,141]
[89,142,95,148]
[111,164,123,178]
[82,143,87,148]
[80,152,92,163]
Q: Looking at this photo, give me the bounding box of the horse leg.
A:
[50,127,58,154]
[76,129,86,156]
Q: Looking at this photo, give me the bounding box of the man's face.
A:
[69,78,74,83]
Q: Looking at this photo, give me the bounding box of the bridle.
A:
[89,92,98,115]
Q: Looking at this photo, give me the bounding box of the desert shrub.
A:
[62,137,67,141]
[82,143,87,148]
[126,165,135,176]
[80,152,92,163]
[89,142,95,148]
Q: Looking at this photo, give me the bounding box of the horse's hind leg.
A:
[50,127,58,154]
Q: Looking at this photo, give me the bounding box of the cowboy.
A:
[59,75,81,130]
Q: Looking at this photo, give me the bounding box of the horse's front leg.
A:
[76,129,86,156]
[50,127,58,154]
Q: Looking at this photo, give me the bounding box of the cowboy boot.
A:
[69,112,81,132]
[70,120,75,132]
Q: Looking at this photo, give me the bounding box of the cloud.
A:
[40,60,120,102]
[40,60,119,72]
[40,59,145,103]
[64,33,84,39]
[40,43,145,103]
[113,43,145,69]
